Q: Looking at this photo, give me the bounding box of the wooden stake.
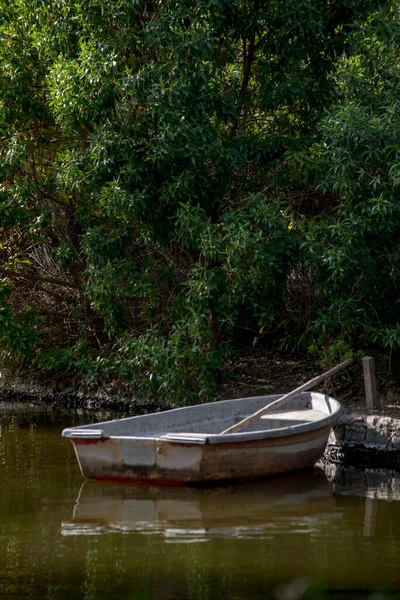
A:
[220,358,354,435]
[362,356,379,411]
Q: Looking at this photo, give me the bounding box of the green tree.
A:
[304,3,400,356]
[0,0,379,402]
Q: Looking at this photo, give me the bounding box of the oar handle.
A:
[220,358,353,435]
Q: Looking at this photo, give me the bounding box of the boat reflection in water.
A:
[62,468,341,541]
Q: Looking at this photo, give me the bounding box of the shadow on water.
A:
[0,401,124,427]
[1,402,400,600]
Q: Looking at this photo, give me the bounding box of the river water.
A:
[1,402,400,600]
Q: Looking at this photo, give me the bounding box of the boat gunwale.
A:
[62,392,341,445]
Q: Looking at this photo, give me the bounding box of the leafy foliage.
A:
[0,0,390,402]
[304,3,400,353]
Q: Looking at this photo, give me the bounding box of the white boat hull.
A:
[63,392,340,485]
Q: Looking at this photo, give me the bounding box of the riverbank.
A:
[1,346,400,471]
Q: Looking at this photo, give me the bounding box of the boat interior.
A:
[63,392,340,439]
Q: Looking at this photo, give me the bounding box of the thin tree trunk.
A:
[230,35,256,137]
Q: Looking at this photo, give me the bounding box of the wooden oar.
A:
[220,358,353,435]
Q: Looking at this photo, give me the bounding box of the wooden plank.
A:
[220,358,353,435]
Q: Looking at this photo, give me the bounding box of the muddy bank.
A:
[0,346,366,413]
[1,346,399,413]
[0,379,162,415]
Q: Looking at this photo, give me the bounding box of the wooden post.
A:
[362,356,379,411]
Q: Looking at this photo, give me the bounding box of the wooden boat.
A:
[62,390,341,485]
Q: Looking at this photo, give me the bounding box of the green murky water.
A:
[1,403,400,600]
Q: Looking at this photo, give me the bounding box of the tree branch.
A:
[230,35,256,137]
[0,267,83,291]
